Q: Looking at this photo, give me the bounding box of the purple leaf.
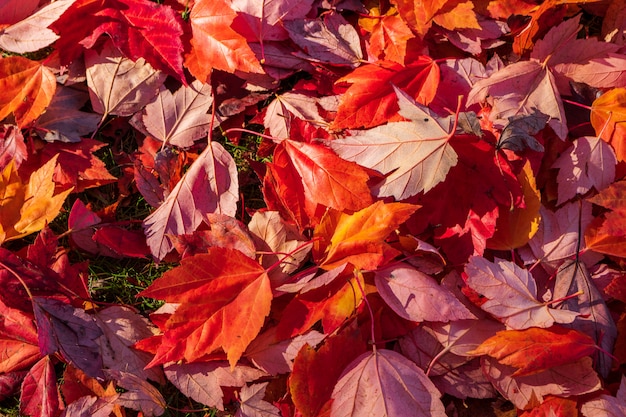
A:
[32,297,104,379]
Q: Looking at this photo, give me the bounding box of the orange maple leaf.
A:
[591,88,626,162]
[0,155,72,244]
[138,247,272,368]
[0,56,56,127]
[184,0,264,82]
[313,201,419,270]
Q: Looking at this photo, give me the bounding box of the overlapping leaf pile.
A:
[1,0,626,416]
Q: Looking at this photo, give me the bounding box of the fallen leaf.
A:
[553,261,617,378]
[130,80,216,148]
[164,361,266,410]
[488,161,541,250]
[553,136,617,205]
[330,349,447,417]
[330,58,439,130]
[468,326,597,376]
[590,88,626,162]
[313,201,418,270]
[143,141,239,260]
[85,40,166,120]
[185,0,264,82]
[20,356,60,417]
[0,56,56,127]
[289,328,367,417]
[329,86,457,199]
[32,297,104,379]
[482,356,601,410]
[284,12,363,68]
[138,248,272,368]
[106,370,166,417]
[585,179,626,258]
[375,263,475,322]
[464,256,579,329]
[0,0,74,54]
[0,299,40,374]
[581,375,626,417]
[236,382,281,417]
[81,0,186,83]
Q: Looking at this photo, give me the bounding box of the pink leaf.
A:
[284,12,363,67]
[61,395,119,417]
[328,88,458,199]
[143,141,239,260]
[130,80,217,148]
[0,0,73,54]
[235,382,281,417]
[375,263,475,322]
[330,349,446,417]
[85,41,166,119]
[230,0,314,42]
[553,136,617,206]
[164,361,266,410]
[248,211,311,286]
[106,370,166,417]
[467,60,567,139]
[20,356,60,417]
[464,256,579,329]
[34,86,101,143]
[245,330,325,374]
[523,201,599,272]
[263,92,324,139]
[482,356,601,410]
[94,306,163,383]
[0,124,26,171]
[581,375,626,417]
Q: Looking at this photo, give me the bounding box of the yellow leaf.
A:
[313,201,419,270]
[487,161,541,250]
[0,160,25,243]
[12,155,72,239]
